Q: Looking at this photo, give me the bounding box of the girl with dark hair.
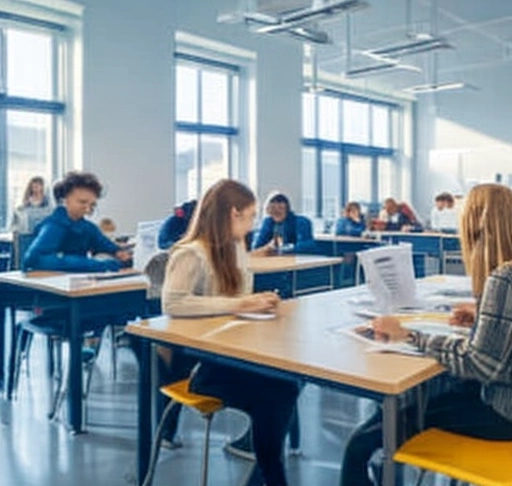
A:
[162,179,299,486]
[11,176,52,234]
[23,171,131,272]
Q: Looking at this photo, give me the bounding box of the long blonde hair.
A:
[177,179,255,296]
[460,184,512,297]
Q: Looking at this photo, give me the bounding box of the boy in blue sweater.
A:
[23,172,131,272]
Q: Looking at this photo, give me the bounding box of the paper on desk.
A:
[357,244,416,313]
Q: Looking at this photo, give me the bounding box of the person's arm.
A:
[162,247,246,316]
[335,218,346,236]
[293,217,316,253]
[416,268,512,384]
[89,222,120,255]
[162,246,277,317]
[253,217,274,249]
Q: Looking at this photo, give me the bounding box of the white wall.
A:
[78,0,302,232]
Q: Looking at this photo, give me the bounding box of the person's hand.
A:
[372,316,409,342]
[449,303,476,328]
[251,243,276,257]
[236,292,280,314]
[115,250,132,262]
[401,225,412,232]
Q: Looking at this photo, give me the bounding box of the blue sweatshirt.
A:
[335,217,366,237]
[253,211,315,254]
[23,206,121,272]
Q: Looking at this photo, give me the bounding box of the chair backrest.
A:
[132,219,164,271]
[143,251,169,300]
[11,232,36,270]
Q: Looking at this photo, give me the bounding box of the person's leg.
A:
[190,364,299,486]
[340,410,383,486]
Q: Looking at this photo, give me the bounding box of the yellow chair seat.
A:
[394,428,512,486]
[160,379,223,415]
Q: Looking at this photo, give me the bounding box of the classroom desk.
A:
[248,254,344,298]
[127,279,454,486]
[313,233,382,256]
[0,270,149,432]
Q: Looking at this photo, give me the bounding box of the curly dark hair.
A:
[53,171,103,202]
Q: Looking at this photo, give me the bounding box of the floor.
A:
[0,332,453,486]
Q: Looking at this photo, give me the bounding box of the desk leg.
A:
[137,338,152,486]
[0,301,5,392]
[382,395,402,486]
[68,300,83,434]
[5,307,17,400]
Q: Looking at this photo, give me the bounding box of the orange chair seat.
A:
[394,428,512,486]
[160,380,223,415]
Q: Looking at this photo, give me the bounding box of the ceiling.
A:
[250,0,512,93]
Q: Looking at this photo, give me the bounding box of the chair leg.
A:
[414,469,427,486]
[109,324,117,381]
[12,326,28,398]
[48,341,69,421]
[201,413,214,486]
[288,405,300,452]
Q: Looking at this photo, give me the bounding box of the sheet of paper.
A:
[357,243,416,313]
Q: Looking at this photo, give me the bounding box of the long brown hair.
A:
[23,176,46,205]
[178,179,256,296]
[460,184,512,297]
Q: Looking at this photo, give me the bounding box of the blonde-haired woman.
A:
[341,183,512,486]
[162,179,299,486]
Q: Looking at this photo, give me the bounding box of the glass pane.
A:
[302,92,315,138]
[347,155,372,203]
[201,70,228,125]
[200,135,229,193]
[342,99,369,145]
[321,150,340,220]
[378,157,395,200]
[372,105,389,147]
[175,132,198,202]
[301,147,317,217]
[6,111,53,227]
[7,29,53,99]
[318,95,340,141]
[176,64,198,123]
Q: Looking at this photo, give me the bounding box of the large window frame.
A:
[174,52,241,203]
[302,89,403,220]
[0,8,77,229]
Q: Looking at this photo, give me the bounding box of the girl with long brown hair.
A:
[162,179,299,486]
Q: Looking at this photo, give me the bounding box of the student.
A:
[429,193,446,231]
[157,199,197,250]
[11,176,53,234]
[23,172,132,272]
[99,217,117,240]
[162,179,299,486]
[335,201,366,237]
[252,192,315,254]
[341,183,512,486]
[380,197,422,232]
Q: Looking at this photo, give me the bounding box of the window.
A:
[302,90,402,219]
[0,15,74,229]
[174,54,240,202]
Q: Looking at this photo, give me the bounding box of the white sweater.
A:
[162,240,253,317]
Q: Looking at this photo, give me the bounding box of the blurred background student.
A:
[157,199,197,250]
[23,171,131,272]
[335,202,366,237]
[252,191,314,254]
[11,176,53,234]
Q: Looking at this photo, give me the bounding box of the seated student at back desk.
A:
[335,201,366,237]
[252,192,315,254]
[157,199,197,250]
[377,197,423,232]
[23,171,131,272]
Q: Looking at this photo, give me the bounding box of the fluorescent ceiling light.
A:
[403,82,467,94]
[346,62,421,78]
[364,36,452,58]
[256,0,369,34]
[288,27,331,44]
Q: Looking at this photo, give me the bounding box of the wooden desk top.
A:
[248,255,343,274]
[127,288,444,395]
[0,270,148,297]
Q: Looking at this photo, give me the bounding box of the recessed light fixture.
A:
[403,81,469,93]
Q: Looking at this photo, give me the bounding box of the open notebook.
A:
[338,313,470,356]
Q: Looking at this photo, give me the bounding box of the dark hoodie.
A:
[157,200,197,250]
[23,206,121,272]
